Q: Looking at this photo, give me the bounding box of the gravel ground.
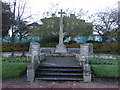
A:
[2,76,119,88]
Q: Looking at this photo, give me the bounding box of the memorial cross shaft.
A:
[55,9,67,53]
[58,9,65,44]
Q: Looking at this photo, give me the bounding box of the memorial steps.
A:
[35,65,84,81]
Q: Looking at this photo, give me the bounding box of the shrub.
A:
[2,42,30,52]
[2,42,12,52]
[41,42,57,47]
[12,43,23,52]
[21,42,29,51]
[93,42,120,54]
[65,43,83,48]
[68,40,77,44]
[2,41,119,54]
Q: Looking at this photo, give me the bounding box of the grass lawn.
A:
[91,65,119,77]
[89,58,120,77]
[2,62,30,79]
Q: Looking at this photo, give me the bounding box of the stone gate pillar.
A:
[80,43,93,56]
[27,42,40,82]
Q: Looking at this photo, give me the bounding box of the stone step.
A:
[35,72,83,76]
[36,68,82,72]
[35,77,84,81]
[35,75,83,79]
[35,64,83,81]
[38,65,82,68]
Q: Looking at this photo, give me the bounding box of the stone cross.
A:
[58,9,65,44]
[55,9,67,53]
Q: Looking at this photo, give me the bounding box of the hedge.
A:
[1,41,120,54]
[41,42,84,48]
[65,43,83,48]
[41,42,57,47]
[1,42,29,52]
[93,43,120,54]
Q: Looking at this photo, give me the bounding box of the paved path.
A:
[2,77,119,88]
[40,57,79,66]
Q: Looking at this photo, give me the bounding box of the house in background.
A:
[38,14,93,43]
[40,14,93,36]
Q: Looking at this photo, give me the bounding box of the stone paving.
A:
[40,57,79,66]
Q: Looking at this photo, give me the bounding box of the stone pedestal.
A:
[27,42,40,82]
[29,42,40,54]
[83,64,92,82]
[27,64,35,82]
[55,43,67,53]
[80,43,93,56]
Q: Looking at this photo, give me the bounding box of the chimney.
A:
[70,14,76,18]
[52,13,56,17]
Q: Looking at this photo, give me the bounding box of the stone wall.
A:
[1,47,120,60]
[2,52,120,60]
[80,43,93,56]
[40,48,80,54]
[92,53,120,60]
[76,53,120,60]
[27,42,46,82]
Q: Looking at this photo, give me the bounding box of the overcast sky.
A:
[3,0,119,23]
[29,0,119,23]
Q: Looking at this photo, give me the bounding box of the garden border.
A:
[2,48,120,60]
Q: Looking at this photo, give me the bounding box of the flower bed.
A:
[89,58,118,65]
[46,53,76,57]
[93,43,120,54]
[1,57,31,62]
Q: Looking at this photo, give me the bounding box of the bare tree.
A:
[92,8,118,41]
[9,0,31,42]
[42,2,59,18]
[76,8,88,19]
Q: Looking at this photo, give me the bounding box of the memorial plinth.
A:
[55,43,67,53]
